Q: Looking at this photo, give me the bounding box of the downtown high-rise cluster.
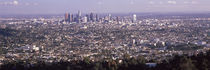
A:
[64,11,137,24]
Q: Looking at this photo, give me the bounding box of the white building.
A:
[132,14,137,23]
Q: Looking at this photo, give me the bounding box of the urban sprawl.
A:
[0,12,210,64]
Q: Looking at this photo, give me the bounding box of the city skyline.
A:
[0,0,210,69]
[0,0,210,15]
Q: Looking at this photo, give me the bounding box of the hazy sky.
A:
[0,0,210,15]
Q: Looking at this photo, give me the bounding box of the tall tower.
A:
[78,11,82,17]
[108,14,111,21]
[132,14,137,23]
[96,14,99,22]
[90,12,94,22]
[77,11,82,23]
[86,14,90,22]
[65,13,70,22]
[83,16,88,23]
[116,16,120,23]
[70,14,74,22]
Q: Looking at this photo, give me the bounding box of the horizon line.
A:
[0,11,210,16]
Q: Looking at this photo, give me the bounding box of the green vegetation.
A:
[1,50,210,70]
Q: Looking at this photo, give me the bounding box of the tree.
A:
[84,57,91,65]
[199,58,209,70]
[136,55,146,64]
[178,58,198,70]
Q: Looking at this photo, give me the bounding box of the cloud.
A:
[168,1,177,4]
[13,0,18,5]
[184,1,198,4]
[0,0,39,6]
[148,1,165,5]
[191,1,197,4]
[149,1,155,4]
[0,0,19,5]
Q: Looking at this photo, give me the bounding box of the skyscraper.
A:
[83,16,88,23]
[132,14,137,23]
[77,11,82,23]
[86,14,90,22]
[70,14,74,22]
[78,11,82,17]
[96,14,99,22]
[116,16,120,23]
[65,13,68,21]
[65,13,70,22]
[108,14,112,22]
[90,12,94,22]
